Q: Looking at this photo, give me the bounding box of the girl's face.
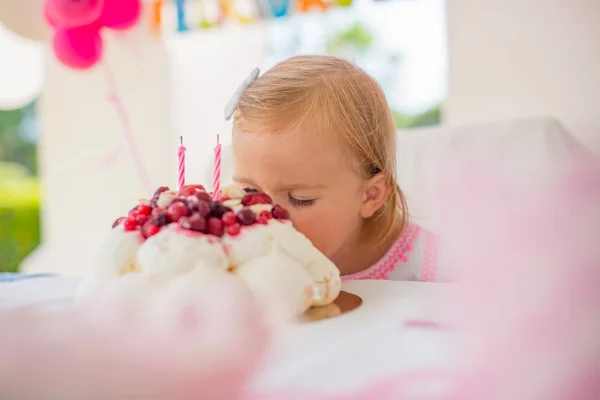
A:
[232,130,366,259]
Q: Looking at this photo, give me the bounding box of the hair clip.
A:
[224,68,260,121]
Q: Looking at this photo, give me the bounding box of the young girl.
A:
[227,55,442,282]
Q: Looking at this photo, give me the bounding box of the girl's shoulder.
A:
[342,223,446,282]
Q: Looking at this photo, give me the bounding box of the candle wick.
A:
[180,136,183,147]
[217,134,220,145]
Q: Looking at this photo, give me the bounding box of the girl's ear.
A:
[359,173,389,219]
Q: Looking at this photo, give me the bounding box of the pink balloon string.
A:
[102,60,152,192]
[100,145,124,169]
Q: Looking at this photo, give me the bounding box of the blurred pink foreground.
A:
[1,158,599,399]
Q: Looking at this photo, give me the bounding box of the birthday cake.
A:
[75,183,341,316]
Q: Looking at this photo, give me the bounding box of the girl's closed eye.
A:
[288,194,316,208]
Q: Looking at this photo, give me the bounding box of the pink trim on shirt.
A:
[420,231,440,282]
[341,223,421,281]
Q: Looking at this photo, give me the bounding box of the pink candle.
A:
[213,135,221,200]
[178,136,186,191]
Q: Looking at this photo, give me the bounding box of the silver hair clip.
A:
[224,68,260,121]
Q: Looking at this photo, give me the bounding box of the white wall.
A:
[445,0,600,152]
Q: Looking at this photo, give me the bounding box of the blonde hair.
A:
[233,55,408,240]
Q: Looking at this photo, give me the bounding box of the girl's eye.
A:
[288,195,316,208]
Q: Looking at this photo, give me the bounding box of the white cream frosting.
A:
[235,246,314,315]
[223,198,243,211]
[223,219,341,307]
[221,224,274,266]
[90,226,142,281]
[136,226,229,276]
[267,221,341,306]
[221,184,246,199]
[155,190,179,208]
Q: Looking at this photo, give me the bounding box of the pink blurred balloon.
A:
[100,0,142,30]
[44,0,104,28]
[52,26,103,70]
[43,1,58,27]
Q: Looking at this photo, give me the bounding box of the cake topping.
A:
[180,214,207,233]
[135,214,149,226]
[223,199,242,209]
[222,211,237,226]
[236,208,256,226]
[193,190,212,203]
[226,223,241,236]
[112,217,125,228]
[209,202,232,219]
[123,216,139,232]
[153,212,171,227]
[112,184,291,239]
[241,192,273,206]
[221,184,246,199]
[156,190,179,209]
[166,202,189,223]
[137,204,152,216]
[207,217,225,237]
[150,186,170,207]
[257,210,272,225]
[189,198,211,217]
[272,204,290,220]
[180,184,206,197]
[142,223,161,238]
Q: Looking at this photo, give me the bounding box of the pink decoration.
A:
[420,231,440,282]
[44,0,141,70]
[44,0,104,28]
[43,1,58,27]
[341,223,420,281]
[178,137,186,191]
[52,26,103,70]
[213,135,222,200]
[103,62,152,193]
[100,0,142,30]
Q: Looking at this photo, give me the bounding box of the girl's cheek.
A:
[289,210,323,239]
[291,209,339,254]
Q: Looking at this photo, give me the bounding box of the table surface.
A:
[0,276,457,396]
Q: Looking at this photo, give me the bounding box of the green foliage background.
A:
[0,103,40,273]
[327,23,442,130]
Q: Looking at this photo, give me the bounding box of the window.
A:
[261,0,447,127]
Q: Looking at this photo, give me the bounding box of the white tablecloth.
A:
[0,277,456,396]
